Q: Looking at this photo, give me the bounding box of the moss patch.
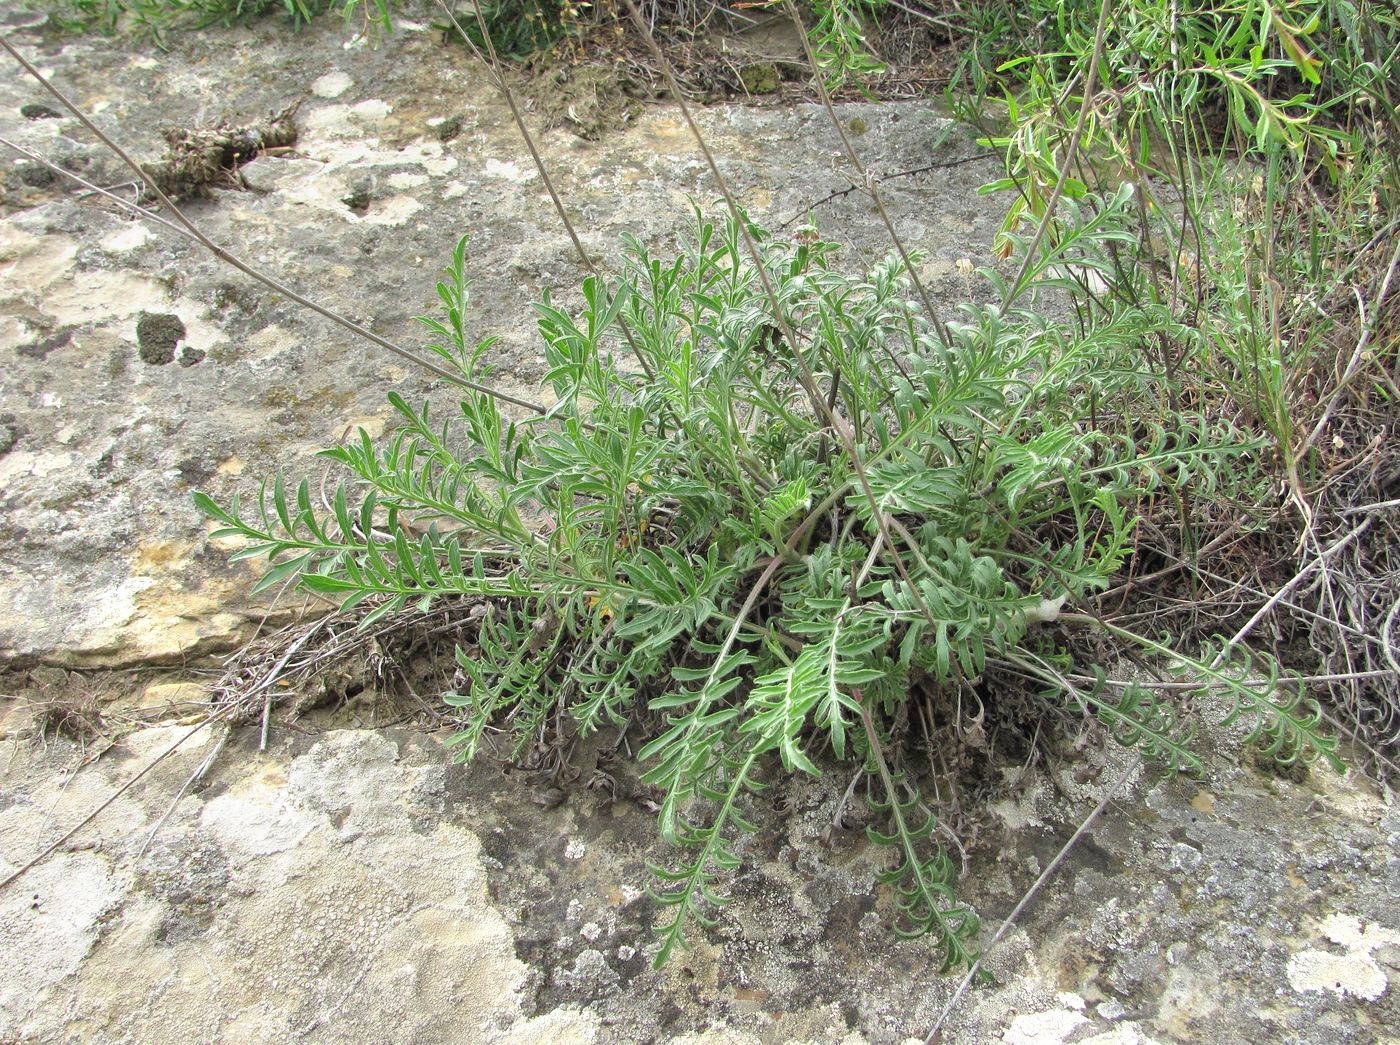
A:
[136,312,186,365]
[739,62,781,95]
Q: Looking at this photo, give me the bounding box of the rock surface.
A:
[0,4,1396,1044]
[0,1,998,668]
[1,727,599,1043]
[1,716,1397,1044]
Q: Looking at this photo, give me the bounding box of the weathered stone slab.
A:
[1,719,1395,1043]
[0,8,998,668]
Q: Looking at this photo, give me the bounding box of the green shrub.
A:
[52,0,897,79]
[199,205,1340,968]
[945,0,1397,467]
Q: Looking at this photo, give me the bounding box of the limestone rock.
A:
[0,11,998,670]
[137,681,210,712]
[1,723,1394,1044]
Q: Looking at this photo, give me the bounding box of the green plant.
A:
[946,0,1395,339]
[438,0,576,58]
[737,0,887,87]
[199,205,1340,968]
[801,0,887,86]
[929,0,1400,765]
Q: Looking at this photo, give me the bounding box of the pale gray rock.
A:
[0,3,999,670]
[0,716,1394,1043]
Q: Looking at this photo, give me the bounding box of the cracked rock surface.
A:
[1,716,1397,1043]
[0,1,997,668]
[2,728,598,1043]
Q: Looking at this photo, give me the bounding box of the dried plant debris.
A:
[211,600,480,730]
[526,62,639,139]
[139,105,298,200]
[22,668,110,748]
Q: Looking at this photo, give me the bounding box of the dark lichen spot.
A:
[139,841,231,946]
[436,114,464,142]
[136,312,186,365]
[21,103,63,120]
[17,162,56,187]
[0,413,19,457]
[175,454,217,483]
[17,329,72,360]
[342,179,373,215]
[848,116,869,136]
[212,283,247,312]
[259,387,297,408]
[178,345,207,368]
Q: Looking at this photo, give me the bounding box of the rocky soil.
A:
[0,3,1397,1043]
